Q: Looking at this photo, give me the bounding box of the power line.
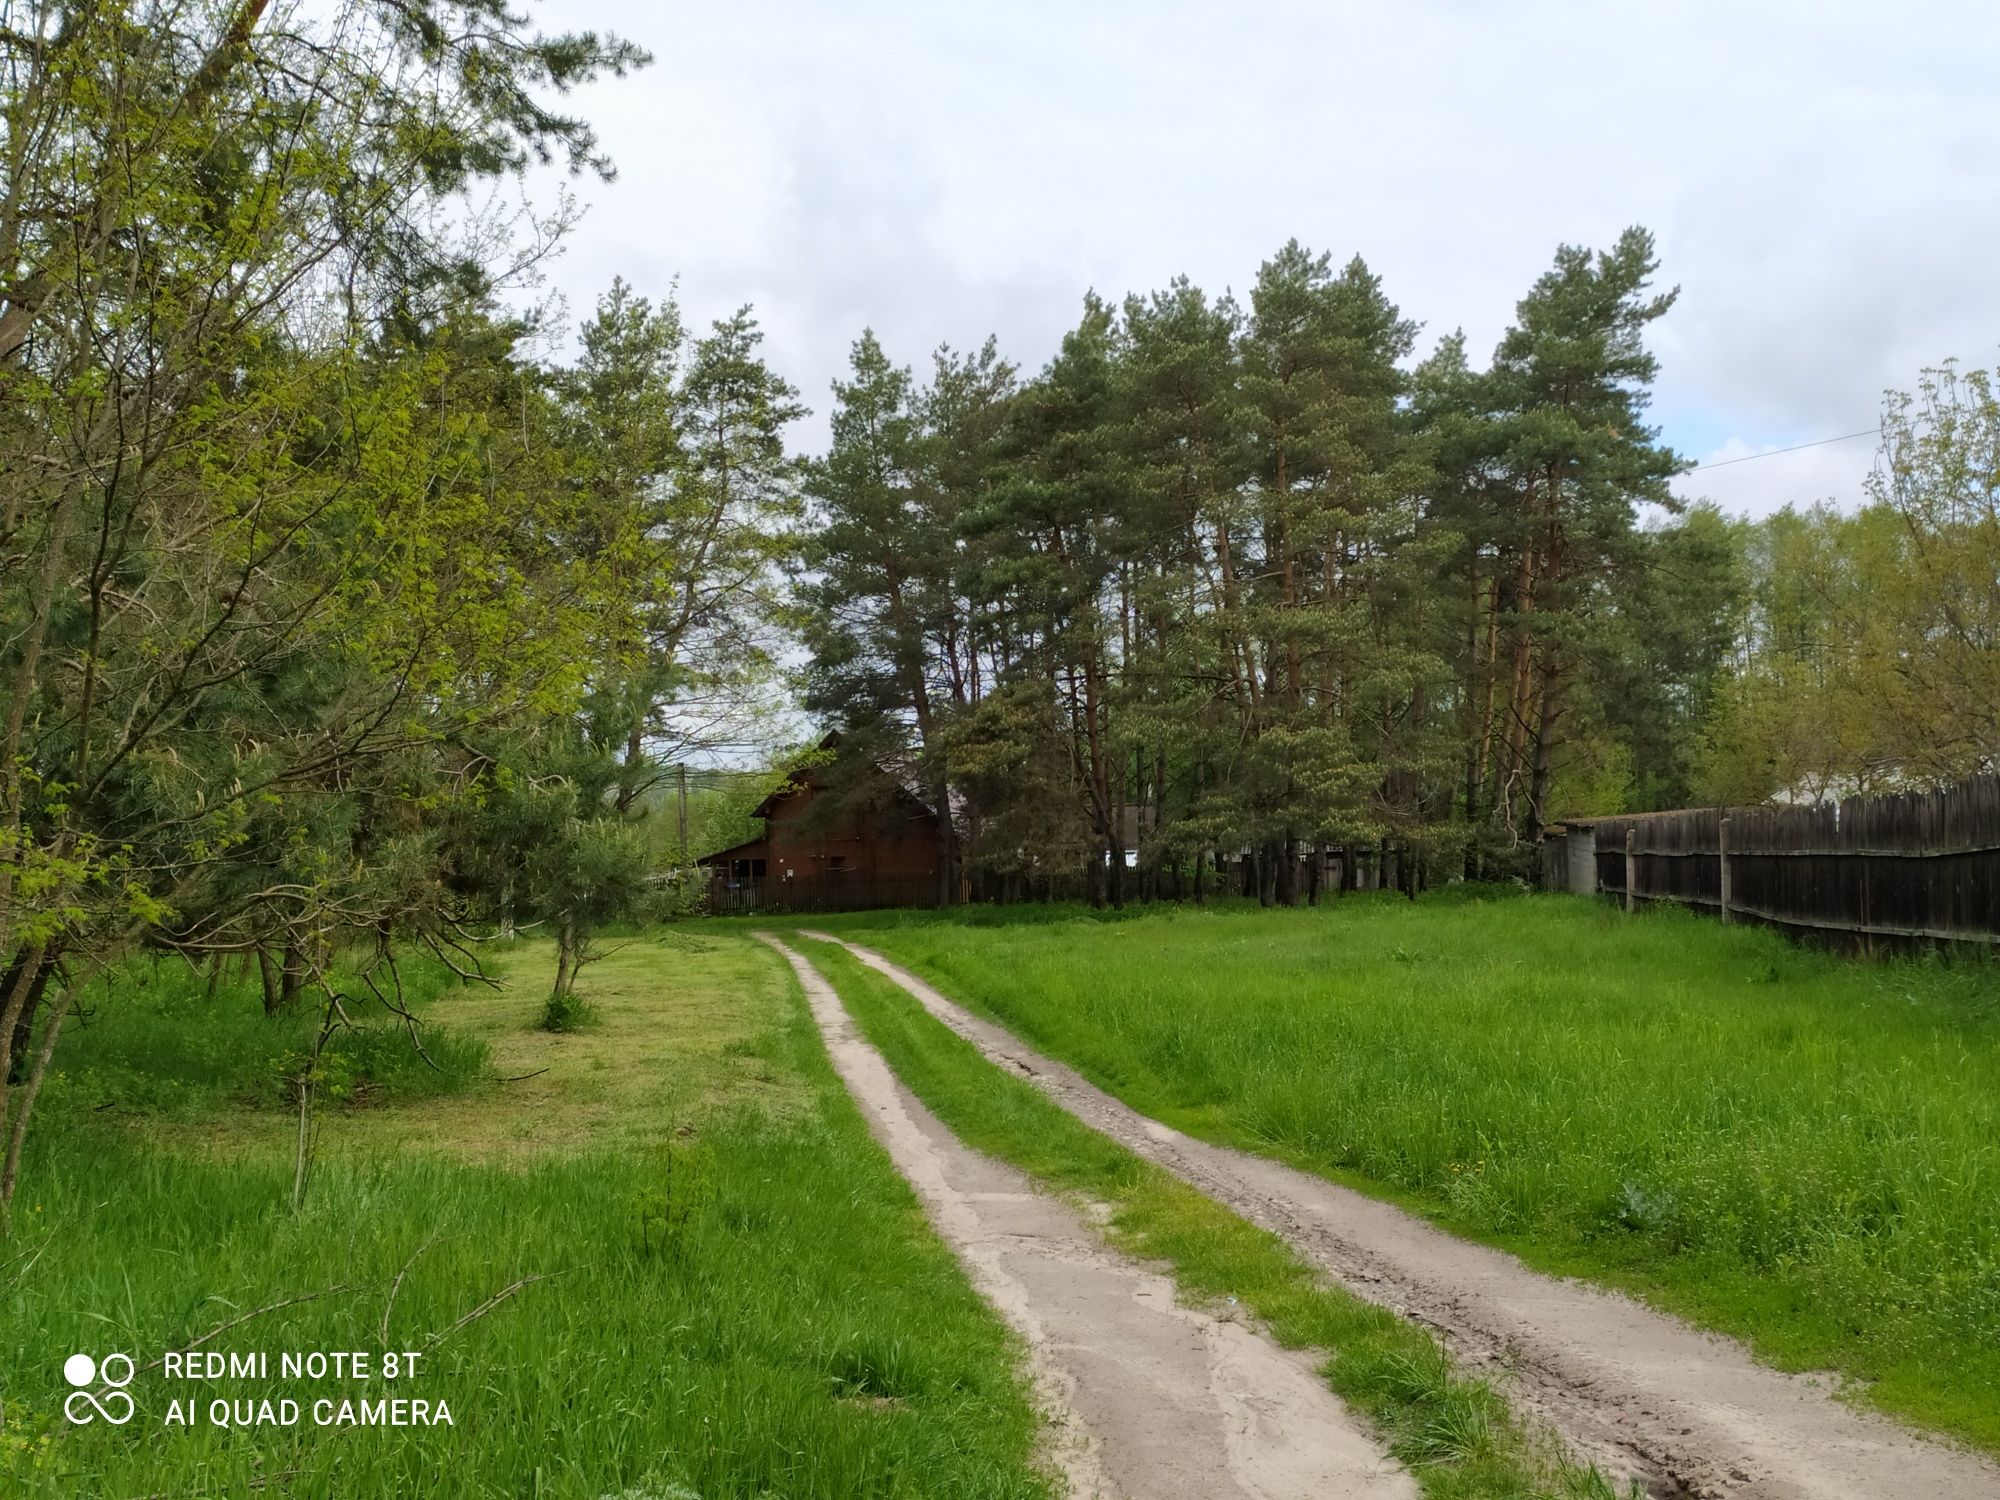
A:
[1685,427,1881,473]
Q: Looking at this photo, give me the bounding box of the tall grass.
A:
[1,936,1054,1499]
[819,892,2000,1451]
[44,948,487,1121]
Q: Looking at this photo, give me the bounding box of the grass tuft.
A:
[538,988,600,1033]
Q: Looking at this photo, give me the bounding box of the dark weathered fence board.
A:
[1576,775,2000,949]
[704,873,939,915]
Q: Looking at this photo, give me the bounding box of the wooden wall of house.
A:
[760,783,938,880]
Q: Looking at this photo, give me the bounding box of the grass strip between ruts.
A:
[795,935,1639,1500]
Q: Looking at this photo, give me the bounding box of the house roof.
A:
[749,783,803,819]
[701,729,938,860]
[749,776,940,822]
[747,728,938,822]
[695,835,768,867]
[747,729,842,819]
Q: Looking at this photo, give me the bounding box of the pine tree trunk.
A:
[931,771,954,907]
[1465,550,1500,859]
[1498,509,1540,828]
[1528,659,1563,839]
[614,725,645,814]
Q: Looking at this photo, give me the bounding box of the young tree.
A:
[562,279,690,812]
[1865,362,2000,778]
[1593,504,1749,810]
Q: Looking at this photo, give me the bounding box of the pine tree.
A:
[1478,227,1681,841]
[979,298,1130,904]
[1116,277,1243,897]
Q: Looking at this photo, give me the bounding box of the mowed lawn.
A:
[813,892,2000,1451]
[0,934,1053,1499]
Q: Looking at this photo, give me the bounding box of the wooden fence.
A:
[1550,776,2000,949]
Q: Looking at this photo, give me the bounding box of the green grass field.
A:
[808,891,2000,1452]
[1,935,1055,1499]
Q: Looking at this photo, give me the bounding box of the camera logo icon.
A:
[62,1352,135,1425]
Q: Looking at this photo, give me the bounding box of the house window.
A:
[828,855,847,874]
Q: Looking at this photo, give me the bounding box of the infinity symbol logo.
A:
[62,1352,135,1425]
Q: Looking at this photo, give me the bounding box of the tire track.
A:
[805,932,2000,1500]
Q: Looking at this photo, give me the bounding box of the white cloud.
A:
[530,0,2000,513]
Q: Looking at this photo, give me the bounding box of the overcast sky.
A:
[527,0,2000,519]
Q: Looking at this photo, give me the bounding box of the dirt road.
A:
[809,932,2000,1500]
[756,933,1417,1500]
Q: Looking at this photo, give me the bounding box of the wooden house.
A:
[697,736,943,911]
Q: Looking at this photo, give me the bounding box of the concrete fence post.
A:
[1718,814,1733,924]
[1624,826,1637,914]
[1567,828,1597,895]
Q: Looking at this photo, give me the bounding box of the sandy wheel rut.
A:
[757,933,1416,1500]
[805,932,2000,1500]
